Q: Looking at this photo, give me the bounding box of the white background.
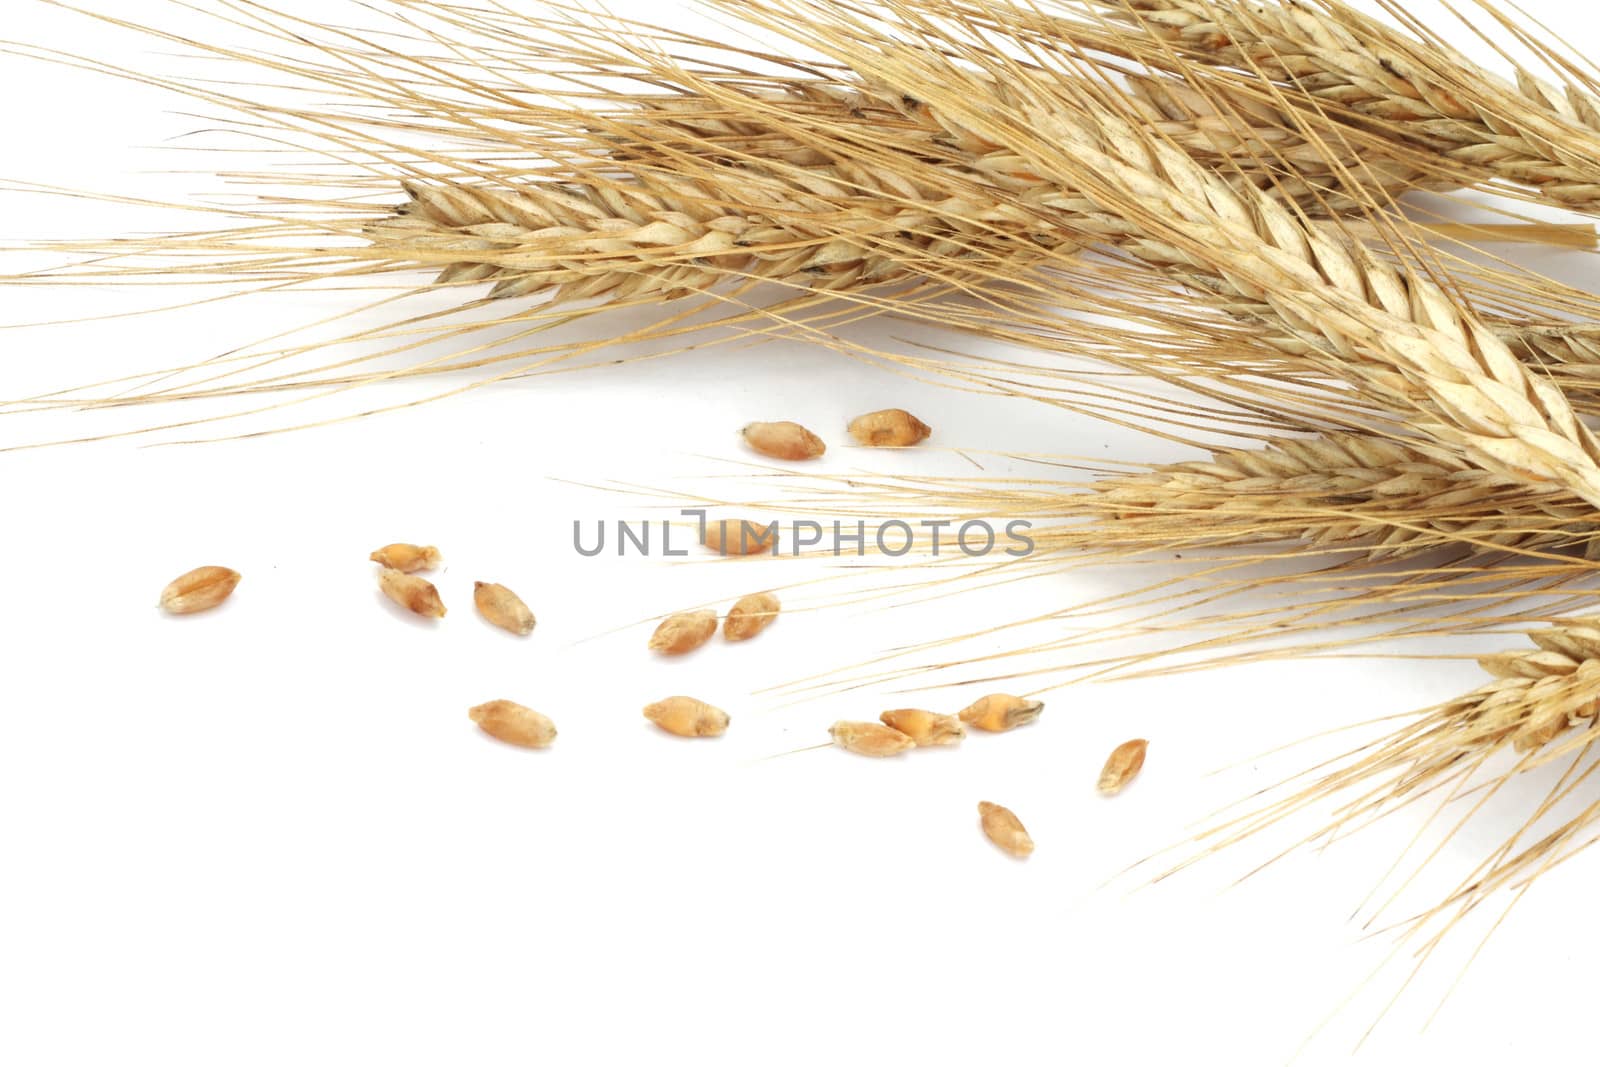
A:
[2,2,1597,1064]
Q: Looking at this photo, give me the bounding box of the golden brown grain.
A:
[848,408,932,447]
[978,801,1034,858]
[1098,738,1149,796]
[743,420,826,460]
[369,543,440,573]
[829,720,916,757]
[378,568,447,618]
[959,694,1045,733]
[724,591,781,642]
[701,518,779,556]
[469,700,557,749]
[159,566,241,615]
[474,581,536,636]
[879,708,965,746]
[644,695,730,737]
[649,609,719,654]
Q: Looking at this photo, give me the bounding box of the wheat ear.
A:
[1074,0,1600,211]
[1086,432,1597,558]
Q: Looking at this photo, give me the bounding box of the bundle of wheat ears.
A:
[16,0,1600,1017]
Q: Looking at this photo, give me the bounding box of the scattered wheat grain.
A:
[1098,739,1149,795]
[159,566,241,615]
[378,568,447,618]
[724,592,781,641]
[848,408,932,447]
[369,543,440,572]
[829,720,916,756]
[743,420,826,460]
[649,609,719,654]
[959,694,1044,732]
[702,518,778,555]
[879,708,965,746]
[978,800,1034,858]
[644,695,730,737]
[469,700,557,749]
[474,581,535,635]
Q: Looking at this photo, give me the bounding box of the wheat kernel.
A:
[848,408,932,447]
[978,801,1034,858]
[369,543,440,572]
[724,592,781,642]
[742,419,825,460]
[829,720,916,757]
[378,568,446,618]
[1098,739,1149,796]
[644,696,729,738]
[879,708,965,747]
[701,518,778,555]
[742,420,826,461]
[649,609,718,654]
[469,700,556,749]
[958,694,1044,733]
[159,566,241,615]
[474,581,535,635]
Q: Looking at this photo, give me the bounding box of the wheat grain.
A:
[702,519,779,556]
[469,700,557,749]
[742,421,826,461]
[644,696,731,738]
[848,408,933,447]
[474,582,536,636]
[159,566,240,615]
[724,592,781,642]
[378,569,446,619]
[649,609,720,655]
[977,800,1035,858]
[879,708,966,746]
[959,694,1045,732]
[1097,739,1149,795]
[369,544,440,573]
[829,720,917,756]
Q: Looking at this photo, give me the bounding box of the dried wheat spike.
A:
[1098,739,1149,795]
[829,720,917,757]
[630,71,1442,215]
[1081,0,1600,211]
[369,164,1057,310]
[1455,621,1600,753]
[649,609,719,655]
[959,694,1045,733]
[378,568,446,619]
[159,566,241,615]
[724,592,781,642]
[880,708,966,747]
[369,543,440,573]
[743,421,826,461]
[1088,432,1598,559]
[644,696,730,738]
[469,700,557,749]
[978,801,1034,858]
